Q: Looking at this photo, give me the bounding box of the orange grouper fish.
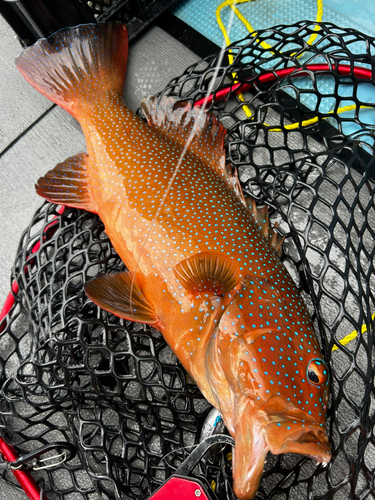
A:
[16,23,331,499]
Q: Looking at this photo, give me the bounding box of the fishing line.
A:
[128,3,239,310]
[216,0,323,118]
[156,443,198,470]
[215,0,373,132]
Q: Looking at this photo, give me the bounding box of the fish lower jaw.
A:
[267,429,331,465]
[280,439,331,464]
[264,420,331,465]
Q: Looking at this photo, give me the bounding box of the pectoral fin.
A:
[85,272,159,325]
[174,251,241,296]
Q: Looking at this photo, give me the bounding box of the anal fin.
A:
[36,153,96,212]
[85,271,159,325]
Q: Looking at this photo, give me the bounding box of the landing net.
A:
[1,21,374,500]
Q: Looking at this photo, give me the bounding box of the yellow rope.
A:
[264,104,374,131]
[216,0,255,117]
[216,0,258,59]
[305,0,323,47]
[216,0,324,117]
[289,0,323,55]
[229,0,323,50]
[229,2,272,51]
[216,0,324,60]
[331,314,375,352]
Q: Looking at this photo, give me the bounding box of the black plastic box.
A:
[0,0,177,46]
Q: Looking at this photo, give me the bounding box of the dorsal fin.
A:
[141,96,247,207]
[141,96,283,253]
[246,198,284,255]
[174,251,241,296]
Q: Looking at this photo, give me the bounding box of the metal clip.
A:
[9,442,76,471]
[174,434,234,477]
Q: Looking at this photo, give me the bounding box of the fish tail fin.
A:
[15,23,128,118]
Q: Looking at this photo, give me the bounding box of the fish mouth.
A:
[264,419,331,464]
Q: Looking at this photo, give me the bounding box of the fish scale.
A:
[16,22,331,500]
[84,96,274,291]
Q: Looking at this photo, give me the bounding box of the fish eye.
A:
[306,359,329,387]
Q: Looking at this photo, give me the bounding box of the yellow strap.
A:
[332,313,375,351]
[264,104,374,131]
[216,0,324,117]
[216,0,255,118]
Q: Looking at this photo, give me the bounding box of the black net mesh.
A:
[1,20,375,500]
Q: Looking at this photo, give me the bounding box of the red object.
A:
[0,281,19,332]
[148,476,215,500]
[194,63,374,107]
[0,437,48,500]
